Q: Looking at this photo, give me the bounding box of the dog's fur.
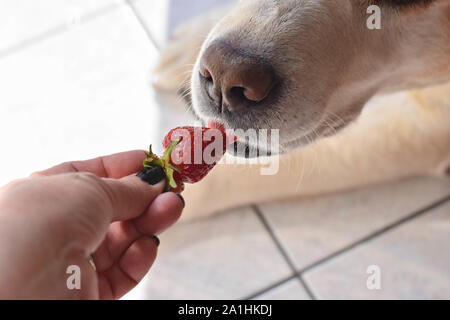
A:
[153,0,450,219]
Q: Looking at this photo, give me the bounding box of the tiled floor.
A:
[1,1,449,300]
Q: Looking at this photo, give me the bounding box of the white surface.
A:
[304,202,450,299]
[253,279,310,300]
[0,0,121,54]
[0,5,159,185]
[260,177,450,270]
[130,0,170,48]
[123,207,292,299]
[131,0,233,47]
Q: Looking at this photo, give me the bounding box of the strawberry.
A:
[143,125,235,193]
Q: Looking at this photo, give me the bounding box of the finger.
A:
[22,166,166,255]
[98,235,158,300]
[91,221,137,273]
[101,172,166,222]
[134,192,184,235]
[92,193,183,272]
[32,150,147,178]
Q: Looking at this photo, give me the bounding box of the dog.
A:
[152,0,450,220]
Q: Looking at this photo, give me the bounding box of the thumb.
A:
[100,166,167,222]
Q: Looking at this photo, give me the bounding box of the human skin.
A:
[0,150,184,299]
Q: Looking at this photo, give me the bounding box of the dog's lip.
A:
[228,140,275,158]
[205,119,238,145]
[206,120,225,130]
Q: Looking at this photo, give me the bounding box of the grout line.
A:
[251,205,298,273]
[125,0,161,51]
[251,205,316,300]
[296,274,316,300]
[0,2,122,60]
[242,273,297,300]
[246,194,450,300]
[298,194,450,275]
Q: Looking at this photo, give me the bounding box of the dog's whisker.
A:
[322,117,338,136]
[294,125,314,192]
[295,149,306,192]
[324,111,347,129]
[309,128,321,176]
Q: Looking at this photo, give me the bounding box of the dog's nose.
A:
[199,42,275,112]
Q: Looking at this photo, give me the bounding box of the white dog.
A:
[153,0,450,219]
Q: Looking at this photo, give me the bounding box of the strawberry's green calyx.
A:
[143,139,182,191]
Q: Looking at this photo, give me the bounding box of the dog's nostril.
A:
[223,64,275,111]
[199,65,213,82]
[229,86,262,103]
[227,87,247,107]
[199,41,276,112]
[230,87,245,98]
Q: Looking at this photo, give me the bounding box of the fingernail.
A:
[176,193,185,208]
[150,235,160,247]
[137,166,166,185]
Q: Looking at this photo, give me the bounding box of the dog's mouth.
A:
[201,119,274,158]
[200,110,353,158]
[230,140,274,158]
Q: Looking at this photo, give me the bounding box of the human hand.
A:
[0,150,184,299]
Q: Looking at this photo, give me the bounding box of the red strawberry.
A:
[143,125,235,193]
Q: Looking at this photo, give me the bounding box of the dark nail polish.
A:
[176,193,185,208]
[137,166,166,185]
[150,235,160,247]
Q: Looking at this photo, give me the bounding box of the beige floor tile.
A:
[0,0,120,54]
[259,177,450,270]
[303,201,450,299]
[123,207,292,299]
[0,6,159,185]
[253,279,310,300]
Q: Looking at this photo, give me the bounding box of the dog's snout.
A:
[199,42,275,113]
